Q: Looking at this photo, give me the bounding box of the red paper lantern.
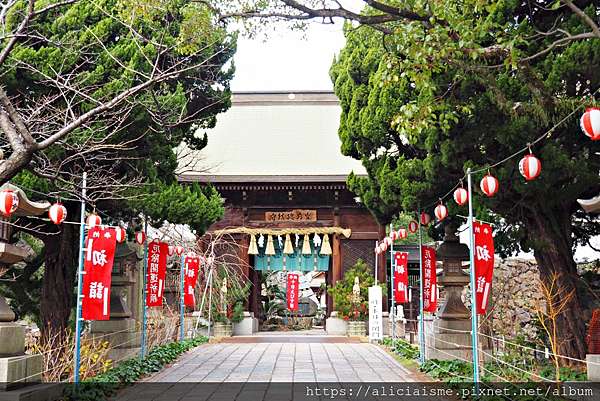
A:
[398,228,407,240]
[480,174,499,197]
[580,107,600,141]
[384,237,392,247]
[374,244,380,254]
[135,231,146,245]
[420,212,431,226]
[86,213,101,228]
[390,230,398,241]
[115,227,126,243]
[168,245,175,256]
[408,220,418,233]
[48,203,67,225]
[0,190,18,217]
[175,245,184,256]
[380,241,388,252]
[434,203,448,221]
[519,154,542,181]
[454,187,468,206]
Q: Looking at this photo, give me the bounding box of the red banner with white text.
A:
[474,221,495,315]
[394,252,409,303]
[421,246,438,313]
[82,226,117,320]
[286,273,299,311]
[183,256,200,307]
[146,241,168,307]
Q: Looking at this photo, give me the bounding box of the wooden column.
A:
[250,268,260,317]
[239,234,251,310]
[325,270,333,319]
[332,212,342,284]
[331,211,342,315]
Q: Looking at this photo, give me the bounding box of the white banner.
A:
[368,286,383,341]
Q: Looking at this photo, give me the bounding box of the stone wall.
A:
[483,258,544,342]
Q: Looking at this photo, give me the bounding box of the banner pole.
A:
[374,241,378,285]
[467,168,481,387]
[207,265,213,340]
[390,223,395,342]
[140,219,148,359]
[194,267,212,334]
[418,210,426,365]
[73,172,87,384]
[180,254,186,341]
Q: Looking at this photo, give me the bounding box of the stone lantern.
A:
[0,184,49,389]
[429,223,475,360]
[89,242,141,360]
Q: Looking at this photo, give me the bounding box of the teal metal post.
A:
[140,221,148,358]
[374,241,378,285]
[467,168,481,387]
[180,254,186,341]
[390,223,395,341]
[73,172,87,384]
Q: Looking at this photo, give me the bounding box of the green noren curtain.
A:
[254,237,329,272]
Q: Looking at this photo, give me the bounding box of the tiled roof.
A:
[177,91,367,183]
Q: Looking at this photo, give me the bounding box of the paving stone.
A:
[145,339,416,386]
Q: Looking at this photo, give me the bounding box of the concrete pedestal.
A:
[425,318,490,361]
[326,312,347,335]
[0,324,24,356]
[233,312,254,336]
[90,318,140,361]
[587,354,600,381]
[0,322,43,391]
[252,316,258,333]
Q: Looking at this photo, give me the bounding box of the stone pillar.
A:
[90,243,140,361]
[0,295,42,389]
[587,355,600,381]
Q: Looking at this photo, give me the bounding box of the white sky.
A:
[230,22,346,92]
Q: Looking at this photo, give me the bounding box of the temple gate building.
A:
[178,91,388,319]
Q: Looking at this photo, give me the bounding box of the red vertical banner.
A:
[286,273,299,311]
[146,241,168,307]
[82,226,117,320]
[183,256,200,307]
[474,221,495,315]
[421,246,438,313]
[394,252,409,303]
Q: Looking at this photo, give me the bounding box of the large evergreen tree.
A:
[0,0,235,334]
[329,2,599,359]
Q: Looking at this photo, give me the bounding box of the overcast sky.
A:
[230,22,346,92]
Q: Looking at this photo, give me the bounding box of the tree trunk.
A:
[40,221,77,338]
[529,205,588,361]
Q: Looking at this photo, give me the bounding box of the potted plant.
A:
[211,267,250,337]
[328,259,376,337]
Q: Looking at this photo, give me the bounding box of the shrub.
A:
[65,336,208,401]
[328,259,377,321]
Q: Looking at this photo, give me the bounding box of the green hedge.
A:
[66,336,208,401]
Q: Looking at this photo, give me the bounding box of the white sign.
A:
[368,286,383,341]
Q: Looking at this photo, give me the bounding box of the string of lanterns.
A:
[373,103,598,253]
[0,194,187,249]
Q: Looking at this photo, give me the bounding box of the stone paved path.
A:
[147,341,415,383]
